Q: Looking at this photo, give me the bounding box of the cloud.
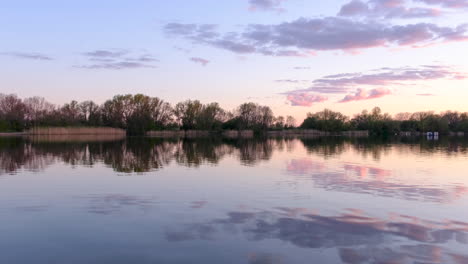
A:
[77,49,158,70]
[293,66,311,70]
[248,0,286,12]
[286,93,328,106]
[164,17,468,56]
[338,0,442,19]
[339,0,370,16]
[275,79,308,83]
[315,65,464,86]
[173,46,191,53]
[82,49,127,58]
[0,52,53,61]
[165,23,219,39]
[289,65,465,94]
[339,88,391,103]
[417,93,435,96]
[74,61,156,70]
[298,86,350,94]
[190,57,210,66]
[190,201,208,209]
[415,0,468,8]
[129,54,159,62]
[281,65,466,106]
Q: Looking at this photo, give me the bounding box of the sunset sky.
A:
[1,0,468,120]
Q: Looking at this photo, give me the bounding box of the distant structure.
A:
[426,132,439,140]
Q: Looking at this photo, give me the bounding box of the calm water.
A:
[1,136,468,264]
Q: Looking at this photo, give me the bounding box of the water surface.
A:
[1,136,468,264]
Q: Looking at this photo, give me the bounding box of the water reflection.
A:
[301,137,468,159]
[248,253,283,264]
[79,194,158,215]
[165,207,468,264]
[286,158,468,203]
[2,136,468,264]
[2,137,468,204]
[0,137,282,174]
[2,136,468,176]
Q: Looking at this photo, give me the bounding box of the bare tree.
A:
[286,116,296,128]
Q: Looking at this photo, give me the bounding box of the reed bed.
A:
[27,127,126,135]
[147,130,254,138]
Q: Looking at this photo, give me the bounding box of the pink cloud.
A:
[286,93,328,106]
[339,88,391,103]
[281,65,465,105]
[190,57,210,66]
[453,73,468,80]
[286,65,466,95]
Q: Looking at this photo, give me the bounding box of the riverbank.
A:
[267,129,369,137]
[0,128,370,138]
[27,127,126,135]
[0,132,27,136]
[400,131,466,136]
[5,127,466,139]
[0,127,126,137]
[146,129,369,138]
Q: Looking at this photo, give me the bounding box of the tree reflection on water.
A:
[1,136,468,175]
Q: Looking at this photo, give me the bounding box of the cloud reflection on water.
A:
[165,207,468,264]
[286,158,468,203]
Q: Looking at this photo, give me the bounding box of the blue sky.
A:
[1,0,468,120]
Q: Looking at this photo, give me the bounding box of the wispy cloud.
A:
[75,62,156,70]
[339,88,392,103]
[76,49,158,70]
[82,49,128,58]
[248,0,286,12]
[293,65,466,94]
[126,54,159,62]
[275,79,308,83]
[0,52,53,61]
[415,0,468,8]
[417,93,435,96]
[190,57,210,66]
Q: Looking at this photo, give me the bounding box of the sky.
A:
[1,0,468,121]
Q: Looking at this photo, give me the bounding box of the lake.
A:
[1,136,468,264]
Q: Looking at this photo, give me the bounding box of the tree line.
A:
[1,93,468,135]
[301,108,468,135]
[0,94,295,134]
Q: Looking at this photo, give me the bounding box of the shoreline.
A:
[1,127,466,138]
[0,132,27,136]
